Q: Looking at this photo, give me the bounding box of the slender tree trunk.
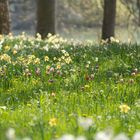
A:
[0,0,10,34]
[102,0,116,40]
[36,0,56,39]
[137,0,140,26]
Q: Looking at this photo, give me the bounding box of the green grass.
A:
[0,34,140,140]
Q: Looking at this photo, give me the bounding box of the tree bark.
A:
[137,0,140,26]
[0,0,10,34]
[102,0,116,40]
[36,0,56,39]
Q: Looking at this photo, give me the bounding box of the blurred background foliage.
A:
[9,0,140,42]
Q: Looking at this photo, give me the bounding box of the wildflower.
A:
[65,57,72,64]
[84,85,90,89]
[133,68,138,73]
[0,106,7,110]
[90,74,95,80]
[56,64,61,69]
[4,45,10,51]
[6,128,16,140]
[86,64,89,68]
[78,117,93,130]
[0,54,11,63]
[47,33,52,38]
[94,131,113,140]
[8,32,14,39]
[61,56,65,60]
[56,70,61,75]
[128,79,134,84]
[61,50,67,54]
[48,79,54,83]
[133,132,140,140]
[53,57,57,61]
[13,50,17,55]
[58,58,61,62]
[49,118,57,127]
[36,33,42,40]
[24,69,32,77]
[76,136,86,140]
[95,57,99,62]
[131,72,136,76]
[119,104,130,113]
[120,79,124,83]
[34,58,40,64]
[35,68,40,76]
[64,52,69,57]
[51,93,56,97]
[44,56,49,62]
[22,137,32,140]
[114,133,129,140]
[58,134,75,140]
[110,37,120,43]
[43,45,49,51]
[46,65,51,71]
[50,67,55,73]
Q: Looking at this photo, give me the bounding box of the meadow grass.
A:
[0,34,140,140]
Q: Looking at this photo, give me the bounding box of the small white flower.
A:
[94,131,113,140]
[22,137,32,140]
[87,61,91,64]
[6,128,16,140]
[13,44,19,50]
[0,106,7,110]
[60,134,75,140]
[43,45,49,51]
[78,117,93,130]
[61,50,66,54]
[113,133,129,140]
[95,57,98,62]
[76,136,86,140]
[133,132,140,140]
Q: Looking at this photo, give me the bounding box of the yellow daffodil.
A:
[44,56,49,62]
[119,104,130,113]
[49,118,57,127]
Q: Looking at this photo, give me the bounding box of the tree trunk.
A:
[0,0,10,34]
[102,0,116,40]
[137,0,140,26]
[36,0,56,39]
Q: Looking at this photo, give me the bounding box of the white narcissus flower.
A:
[6,128,16,140]
[43,45,49,51]
[78,117,93,130]
[133,132,140,140]
[113,133,129,140]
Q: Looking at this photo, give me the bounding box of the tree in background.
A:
[120,0,140,27]
[36,0,56,39]
[102,0,116,40]
[0,0,10,34]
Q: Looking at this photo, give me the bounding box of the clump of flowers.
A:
[0,54,11,63]
[78,117,93,130]
[94,130,113,140]
[44,55,49,62]
[57,134,86,140]
[6,128,16,140]
[119,104,130,113]
[49,118,57,127]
